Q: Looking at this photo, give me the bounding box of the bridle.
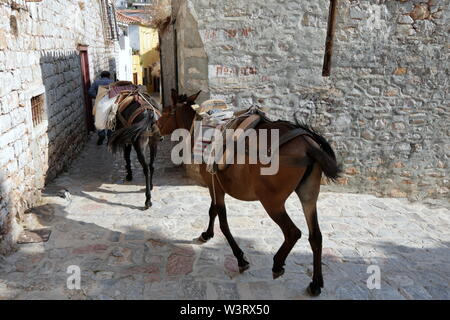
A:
[160,99,194,133]
[158,102,179,134]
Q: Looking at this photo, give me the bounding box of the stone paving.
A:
[0,135,449,300]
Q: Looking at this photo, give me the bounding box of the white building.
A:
[116,12,134,82]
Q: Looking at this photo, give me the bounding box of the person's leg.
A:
[97,130,106,145]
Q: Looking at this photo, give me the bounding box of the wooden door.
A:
[79,46,95,132]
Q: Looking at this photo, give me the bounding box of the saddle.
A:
[202,106,314,173]
[101,81,161,129]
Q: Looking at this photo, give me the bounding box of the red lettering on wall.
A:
[239,67,258,76]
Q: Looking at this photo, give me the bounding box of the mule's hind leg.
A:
[260,200,302,279]
[133,141,152,209]
[149,144,157,190]
[124,144,133,181]
[296,164,323,296]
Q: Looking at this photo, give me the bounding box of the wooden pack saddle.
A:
[205,107,314,173]
[108,82,161,129]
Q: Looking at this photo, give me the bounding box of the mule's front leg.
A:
[124,144,133,181]
[198,202,218,243]
[216,204,250,273]
[133,141,152,209]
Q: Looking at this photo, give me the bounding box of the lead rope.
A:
[212,174,217,205]
[211,172,227,206]
[137,92,162,118]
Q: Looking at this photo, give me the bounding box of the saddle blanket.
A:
[95,94,117,130]
[192,100,234,162]
[94,83,139,131]
[108,85,136,99]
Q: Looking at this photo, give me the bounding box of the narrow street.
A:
[0,135,448,300]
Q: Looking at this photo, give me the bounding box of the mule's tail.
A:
[108,110,153,154]
[297,124,341,181]
[306,143,341,181]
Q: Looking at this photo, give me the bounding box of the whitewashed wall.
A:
[0,0,119,254]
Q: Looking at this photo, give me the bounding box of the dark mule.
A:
[108,87,162,209]
[157,90,341,296]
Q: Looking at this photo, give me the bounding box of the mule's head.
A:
[157,89,201,136]
[149,122,164,143]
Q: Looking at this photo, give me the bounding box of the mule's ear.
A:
[171,89,178,104]
[187,90,201,104]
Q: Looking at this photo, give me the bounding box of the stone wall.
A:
[175,0,449,201]
[0,0,118,254]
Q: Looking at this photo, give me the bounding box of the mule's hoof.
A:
[239,262,250,273]
[272,268,285,279]
[197,234,209,243]
[144,202,152,210]
[307,282,322,296]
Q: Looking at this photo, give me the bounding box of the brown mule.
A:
[157,90,341,296]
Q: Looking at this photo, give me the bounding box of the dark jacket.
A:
[88,77,114,98]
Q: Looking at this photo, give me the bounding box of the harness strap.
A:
[115,90,162,128]
[118,95,135,113]
[136,93,162,118]
[282,128,311,145]
[127,105,154,127]
[211,174,217,205]
[270,128,313,157]
[211,172,227,205]
[117,112,128,127]
[232,114,261,141]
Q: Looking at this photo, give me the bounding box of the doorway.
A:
[78,45,95,132]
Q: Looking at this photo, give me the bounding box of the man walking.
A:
[89,71,114,145]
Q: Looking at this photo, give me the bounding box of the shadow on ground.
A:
[1,137,449,300]
[1,197,449,300]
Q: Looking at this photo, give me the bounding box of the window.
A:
[31,94,45,127]
[100,0,119,41]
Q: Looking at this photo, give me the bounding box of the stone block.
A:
[0,146,14,167]
[0,114,12,134]
[410,3,430,20]
[397,15,414,24]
